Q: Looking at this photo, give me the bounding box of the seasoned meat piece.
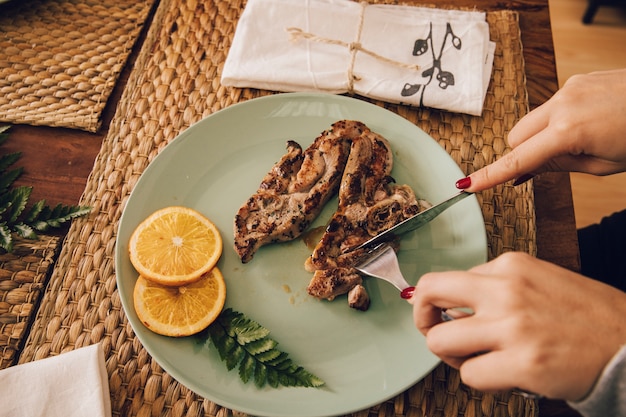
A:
[306,267,363,300]
[258,140,303,192]
[233,122,354,263]
[234,119,426,311]
[348,284,370,311]
[305,123,427,310]
[366,184,425,234]
[304,132,390,271]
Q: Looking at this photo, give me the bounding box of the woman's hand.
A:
[410,252,626,400]
[458,69,626,192]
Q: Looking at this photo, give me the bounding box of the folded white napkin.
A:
[0,344,111,417]
[221,0,495,116]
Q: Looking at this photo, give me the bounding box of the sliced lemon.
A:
[129,206,222,286]
[133,267,226,337]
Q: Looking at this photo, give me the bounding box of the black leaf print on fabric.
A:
[437,71,455,89]
[412,39,429,56]
[401,22,461,105]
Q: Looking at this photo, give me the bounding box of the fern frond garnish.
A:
[201,308,325,389]
[25,202,91,231]
[0,126,91,252]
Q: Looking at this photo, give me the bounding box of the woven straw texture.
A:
[0,235,59,370]
[19,0,536,416]
[0,0,156,132]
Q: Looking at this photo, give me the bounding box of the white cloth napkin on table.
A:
[221,0,495,116]
[0,343,111,417]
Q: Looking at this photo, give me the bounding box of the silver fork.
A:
[354,242,452,320]
[354,242,416,299]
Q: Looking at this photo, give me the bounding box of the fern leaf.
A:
[238,354,256,384]
[245,337,277,356]
[23,199,45,223]
[0,192,10,216]
[209,324,234,359]
[267,352,292,369]
[267,367,279,388]
[227,345,246,371]
[65,205,92,219]
[0,126,90,252]
[14,223,37,239]
[27,203,91,231]
[0,151,21,168]
[221,309,270,344]
[0,165,22,193]
[206,308,325,389]
[0,127,21,192]
[5,186,31,223]
[0,152,21,170]
[0,223,12,252]
[255,348,283,363]
[254,362,268,388]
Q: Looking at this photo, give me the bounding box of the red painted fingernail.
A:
[455,177,471,189]
[513,173,534,186]
[401,286,415,299]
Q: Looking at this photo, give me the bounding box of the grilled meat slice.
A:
[305,124,427,310]
[306,267,363,300]
[304,130,391,272]
[233,141,304,263]
[234,123,353,263]
[234,119,426,310]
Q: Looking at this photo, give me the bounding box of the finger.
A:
[411,301,443,335]
[505,101,551,148]
[463,127,564,192]
[412,269,497,340]
[434,353,470,370]
[459,350,529,394]
[412,271,487,314]
[425,314,503,358]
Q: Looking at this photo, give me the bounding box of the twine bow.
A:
[286,2,419,94]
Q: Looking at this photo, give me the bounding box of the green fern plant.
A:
[201,308,325,389]
[0,126,91,252]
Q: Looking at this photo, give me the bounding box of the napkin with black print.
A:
[221,0,495,116]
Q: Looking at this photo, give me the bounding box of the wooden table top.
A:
[2,0,580,415]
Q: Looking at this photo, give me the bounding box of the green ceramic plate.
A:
[116,93,487,417]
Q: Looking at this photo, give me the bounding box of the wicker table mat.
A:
[19,0,536,416]
[0,0,156,132]
[0,235,60,370]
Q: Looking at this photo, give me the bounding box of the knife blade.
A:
[356,191,472,250]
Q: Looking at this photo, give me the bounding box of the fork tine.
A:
[355,242,412,292]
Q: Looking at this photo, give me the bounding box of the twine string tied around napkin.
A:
[286,2,420,94]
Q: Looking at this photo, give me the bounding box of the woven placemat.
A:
[0,235,60,370]
[0,0,156,132]
[19,1,536,416]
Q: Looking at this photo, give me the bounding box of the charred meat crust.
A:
[306,267,363,300]
[234,120,425,311]
[305,123,425,310]
[233,122,353,263]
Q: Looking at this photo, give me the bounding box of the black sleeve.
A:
[578,209,626,292]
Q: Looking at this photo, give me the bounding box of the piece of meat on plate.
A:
[233,121,361,263]
[306,124,428,310]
